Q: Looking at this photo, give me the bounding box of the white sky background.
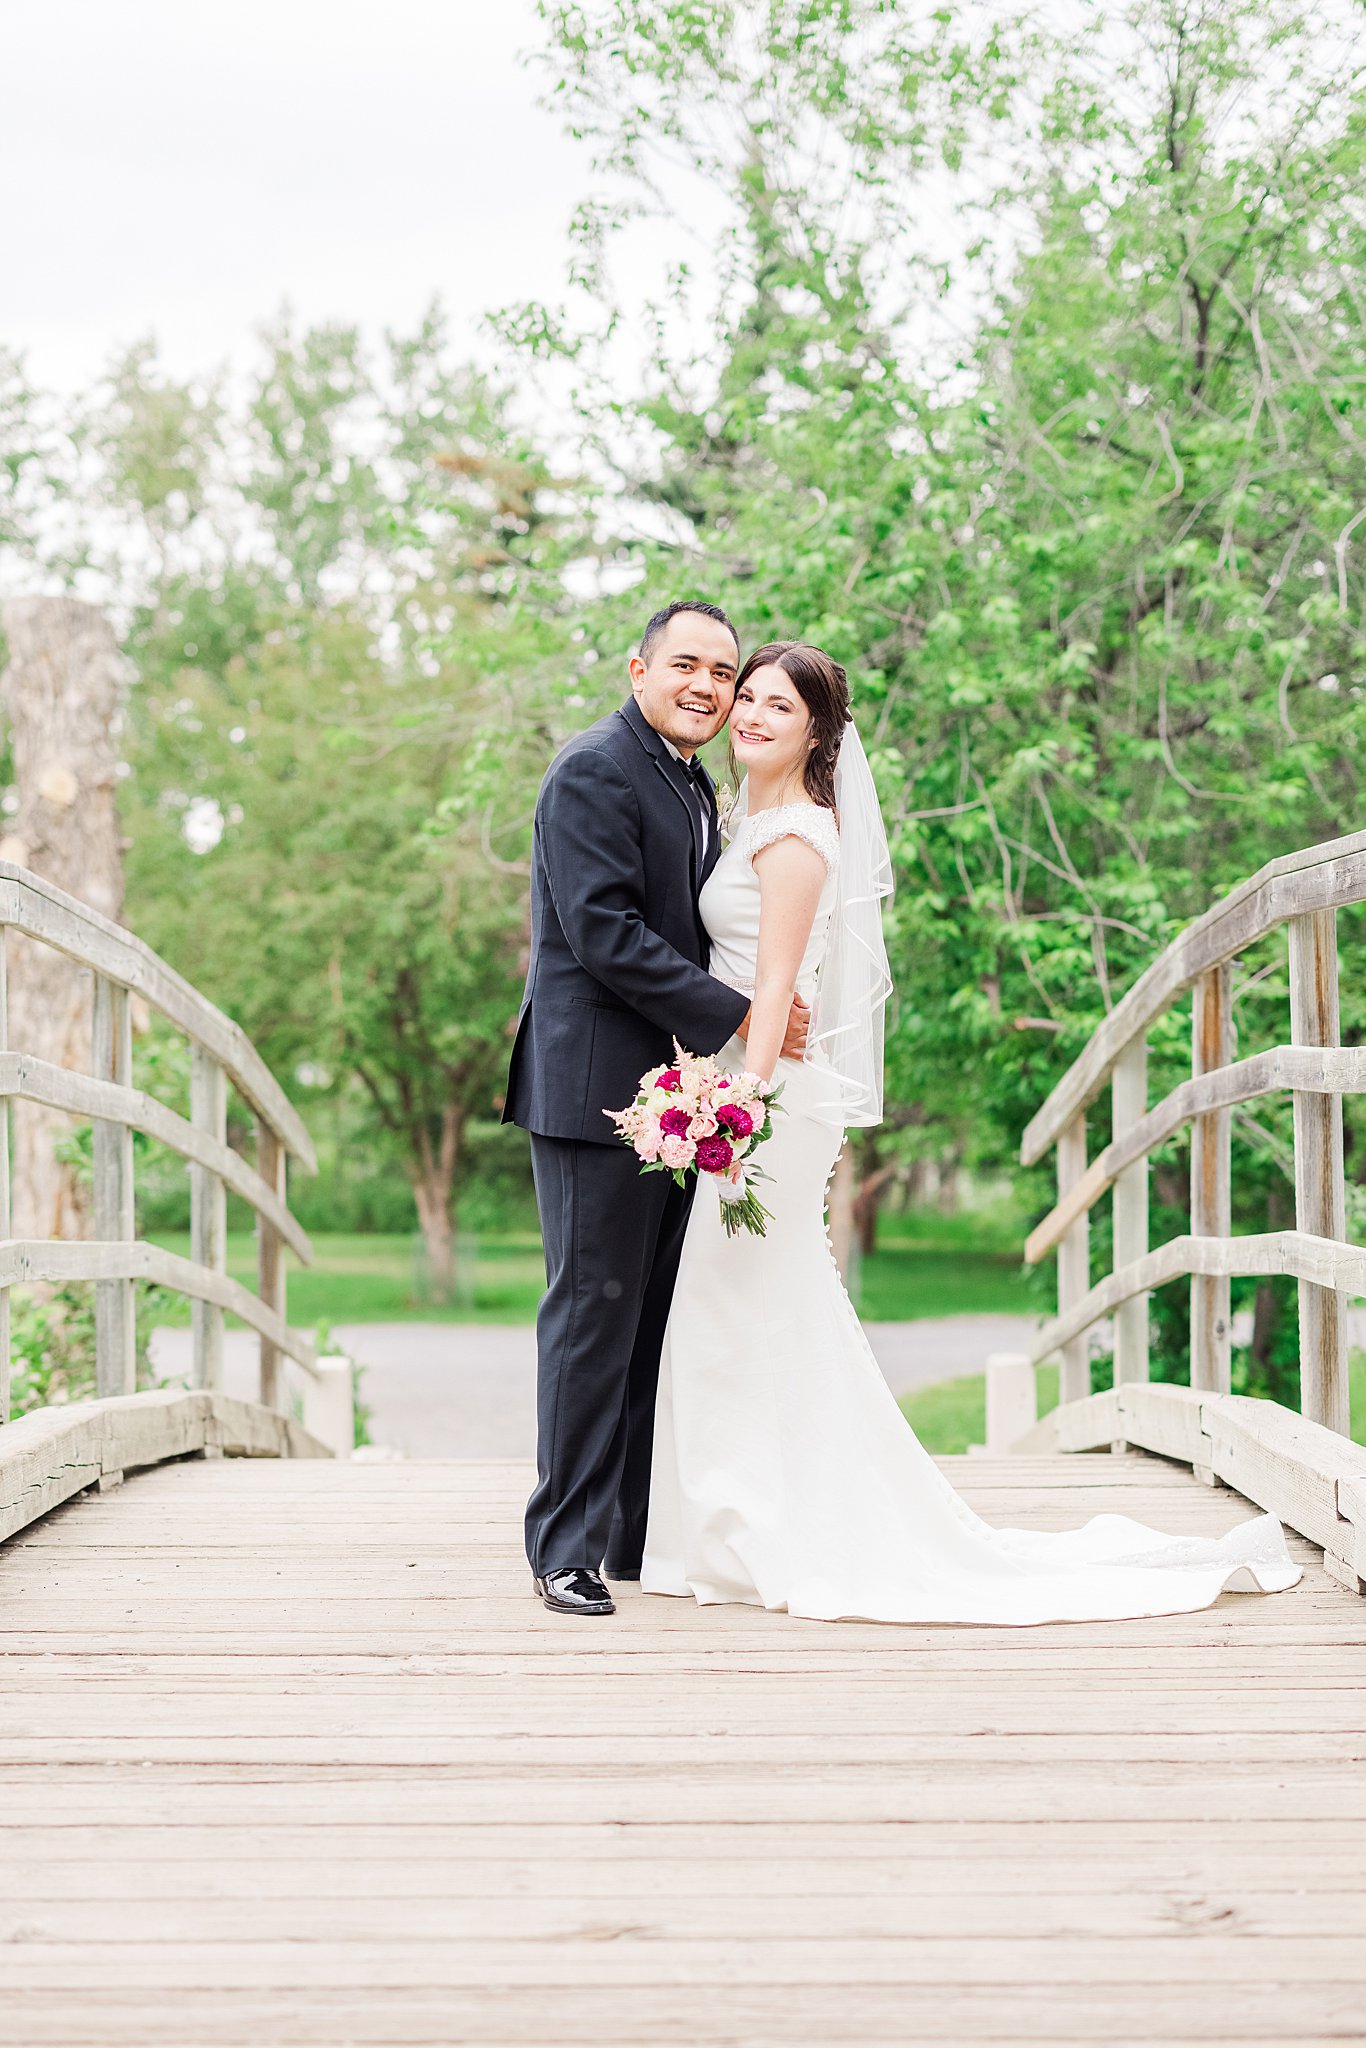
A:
[3,0,622,397]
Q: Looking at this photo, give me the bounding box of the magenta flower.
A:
[657,1068,682,1093]
[659,1106,692,1138]
[715,1103,754,1138]
[694,1134,734,1175]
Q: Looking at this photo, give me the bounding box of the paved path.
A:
[149,1315,1043,1460]
[0,1450,1349,2044]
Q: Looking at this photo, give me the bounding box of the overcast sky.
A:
[4,0,617,395]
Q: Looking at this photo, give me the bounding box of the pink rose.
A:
[694,1134,734,1174]
[660,1134,694,1171]
[633,1130,661,1163]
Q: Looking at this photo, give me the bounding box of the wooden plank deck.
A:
[0,1451,1363,2045]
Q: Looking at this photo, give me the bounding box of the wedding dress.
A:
[641,796,1302,1625]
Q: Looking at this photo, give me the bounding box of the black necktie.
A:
[680,756,710,853]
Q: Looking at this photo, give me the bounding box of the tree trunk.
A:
[937,1144,963,1216]
[0,597,127,1239]
[853,1142,898,1259]
[412,1173,458,1301]
[827,1139,857,1285]
[408,1103,464,1303]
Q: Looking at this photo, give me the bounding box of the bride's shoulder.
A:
[740,802,840,872]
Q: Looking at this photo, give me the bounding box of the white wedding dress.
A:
[641,800,1302,1625]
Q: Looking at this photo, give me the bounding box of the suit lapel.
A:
[617,697,712,896]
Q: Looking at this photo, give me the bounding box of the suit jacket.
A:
[503,697,751,1144]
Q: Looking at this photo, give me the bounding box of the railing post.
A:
[1288,909,1348,1434]
[93,975,136,1398]
[257,1123,287,1412]
[985,1351,1036,1452]
[1191,964,1232,1395]
[1057,1111,1090,1406]
[1111,1035,1149,1387]
[0,930,10,1426]
[190,1048,227,1391]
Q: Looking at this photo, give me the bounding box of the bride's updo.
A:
[734,641,851,812]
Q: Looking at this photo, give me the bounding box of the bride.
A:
[641,642,1301,1624]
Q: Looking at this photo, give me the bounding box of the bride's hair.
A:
[733,642,851,811]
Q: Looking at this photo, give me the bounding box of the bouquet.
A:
[605,1042,784,1238]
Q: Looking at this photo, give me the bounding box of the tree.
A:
[526,0,1366,1385]
[110,316,596,1294]
[0,595,127,1237]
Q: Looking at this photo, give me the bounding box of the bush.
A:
[8,1283,170,1416]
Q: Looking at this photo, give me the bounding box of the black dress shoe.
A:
[533,1568,616,1615]
[603,1563,641,1583]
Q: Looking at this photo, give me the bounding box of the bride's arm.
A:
[743,836,828,1083]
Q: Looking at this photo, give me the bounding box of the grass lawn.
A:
[148,1232,548,1327]
[149,1206,1040,1330]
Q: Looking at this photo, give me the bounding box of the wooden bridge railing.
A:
[986,829,1366,1593]
[0,859,353,1495]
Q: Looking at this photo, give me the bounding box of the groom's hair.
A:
[639,599,739,666]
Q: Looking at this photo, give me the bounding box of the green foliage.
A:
[8,1284,170,1416]
[57,312,595,1290]
[6,0,1366,1388]
[515,0,1366,1379]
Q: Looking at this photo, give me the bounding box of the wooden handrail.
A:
[0,1052,311,1263]
[1028,1228,1366,1368]
[0,866,315,1169]
[995,831,1366,1540]
[1020,827,1366,1166]
[0,861,326,1436]
[0,1238,319,1377]
[1025,1045,1366,1265]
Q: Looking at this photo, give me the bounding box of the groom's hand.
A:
[735,996,809,1057]
[781,995,810,1059]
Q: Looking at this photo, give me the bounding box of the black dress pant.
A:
[525,1133,695,1576]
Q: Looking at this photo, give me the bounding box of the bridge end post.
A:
[300,1355,355,1460]
[985,1352,1035,1453]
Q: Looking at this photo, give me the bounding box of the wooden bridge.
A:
[3,845,1366,2044]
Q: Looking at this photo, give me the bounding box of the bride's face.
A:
[730,664,814,784]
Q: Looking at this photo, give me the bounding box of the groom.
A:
[504,600,808,1615]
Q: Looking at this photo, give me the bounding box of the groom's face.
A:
[629,612,738,755]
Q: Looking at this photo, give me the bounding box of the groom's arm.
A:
[539,746,750,1052]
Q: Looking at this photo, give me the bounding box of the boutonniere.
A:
[716,781,737,836]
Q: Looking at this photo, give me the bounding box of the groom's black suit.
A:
[504,697,750,1575]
